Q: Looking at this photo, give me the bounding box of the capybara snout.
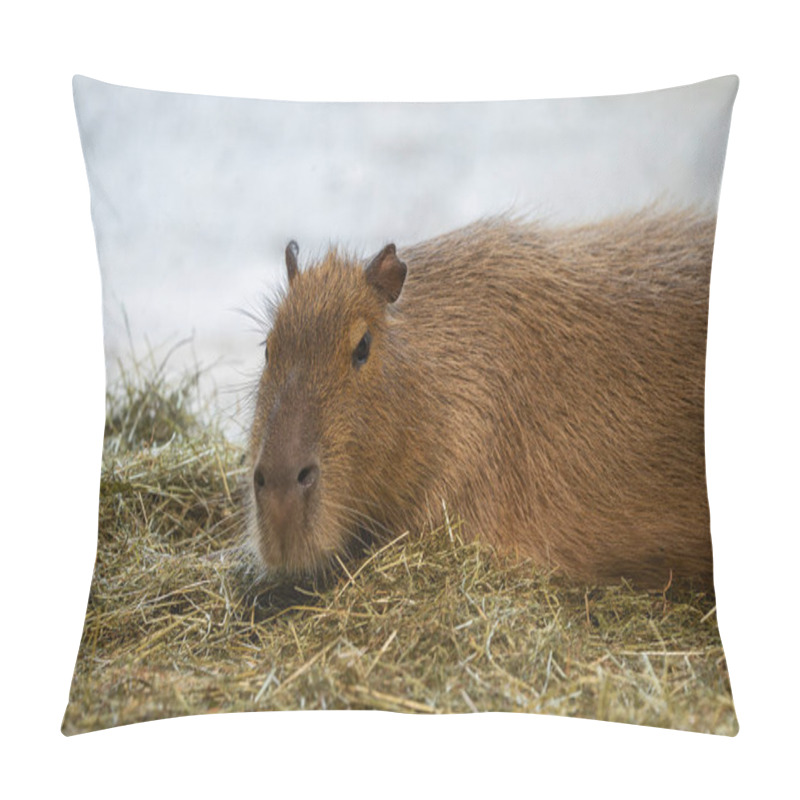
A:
[252,391,321,563]
[247,213,716,588]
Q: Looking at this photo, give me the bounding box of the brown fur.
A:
[247,211,717,589]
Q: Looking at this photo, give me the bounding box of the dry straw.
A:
[63,350,736,734]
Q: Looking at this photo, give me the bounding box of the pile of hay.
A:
[63,356,736,735]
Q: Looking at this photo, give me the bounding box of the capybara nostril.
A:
[297,463,319,489]
[254,467,265,490]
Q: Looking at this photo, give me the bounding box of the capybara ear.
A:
[285,240,299,284]
[365,244,407,304]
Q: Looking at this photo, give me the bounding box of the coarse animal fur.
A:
[247,210,717,589]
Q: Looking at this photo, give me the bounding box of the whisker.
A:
[327,499,394,538]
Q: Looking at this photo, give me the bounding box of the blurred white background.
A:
[74,75,736,439]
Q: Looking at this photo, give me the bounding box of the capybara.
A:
[247,211,716,589]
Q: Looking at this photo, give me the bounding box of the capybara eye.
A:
[352,331,371,368]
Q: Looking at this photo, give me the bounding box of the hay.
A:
[63,358,736,735]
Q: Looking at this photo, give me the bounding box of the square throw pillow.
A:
[64,75,738,735]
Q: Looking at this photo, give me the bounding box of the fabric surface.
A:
[64,76,738,735]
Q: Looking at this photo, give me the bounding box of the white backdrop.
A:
[2,2,798,799]
[74,75,736,440]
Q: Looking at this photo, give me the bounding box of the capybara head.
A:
[248,241,407,574]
